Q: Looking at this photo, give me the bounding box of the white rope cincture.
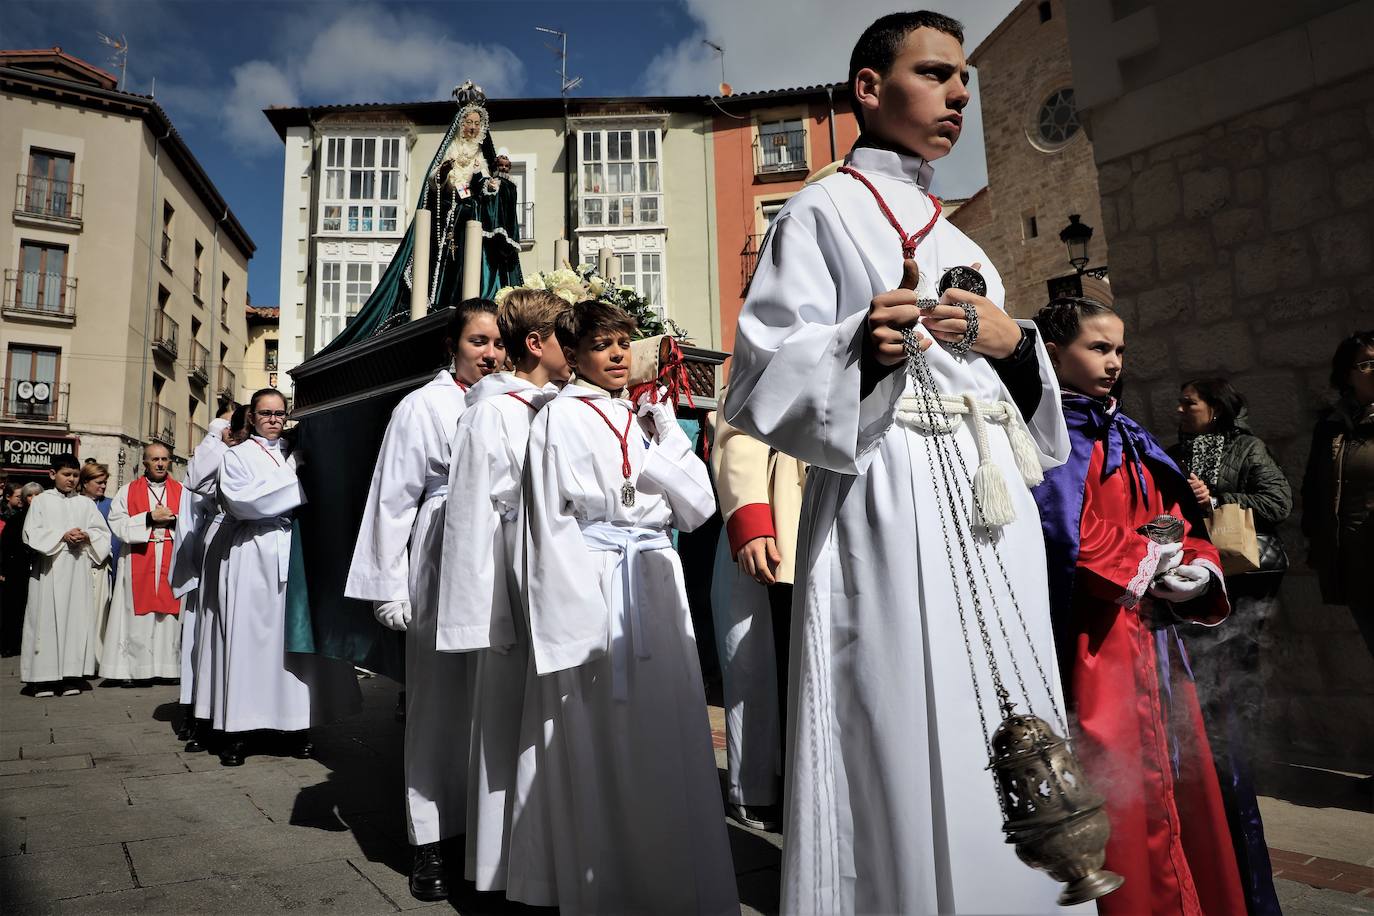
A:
[895,392,1043,527]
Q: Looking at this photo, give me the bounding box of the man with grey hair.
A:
[99,441,184,685]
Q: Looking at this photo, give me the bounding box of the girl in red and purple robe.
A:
[1032,298,1248,916]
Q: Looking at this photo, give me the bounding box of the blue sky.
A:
[4,0,1016,306]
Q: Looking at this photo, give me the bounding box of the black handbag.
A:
[1255,533,1289,572]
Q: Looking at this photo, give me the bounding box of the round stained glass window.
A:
[1036,88,1081,146]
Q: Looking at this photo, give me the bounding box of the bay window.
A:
[320,135,403,235]
[579,127,662,228]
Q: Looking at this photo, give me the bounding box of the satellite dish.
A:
[16,380,33,399]
[719,82,733,97]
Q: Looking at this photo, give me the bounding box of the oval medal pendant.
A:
[937,265,988,298]
[621,480,636,508]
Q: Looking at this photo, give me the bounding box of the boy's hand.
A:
[868,259,932,366]
[737,535,782,586]
[922,287,1023,359]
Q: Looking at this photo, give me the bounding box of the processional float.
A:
[283,81,726,679]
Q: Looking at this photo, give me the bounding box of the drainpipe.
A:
[207,208,226,422]
[825,85,837,162]
[137,125,173,464]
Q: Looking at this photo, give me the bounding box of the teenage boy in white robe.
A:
[435,288,569,893]
[346,298,504,902]
[100,442,184,684]
[724,11,1081,915]
[513,300,737,915]
[21,453,111,697]
[211,389,360,767]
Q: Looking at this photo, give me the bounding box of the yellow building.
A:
[241,304,279,396]
[1,48,254,487]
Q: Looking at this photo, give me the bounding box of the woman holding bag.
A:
[1170,377,1289,916]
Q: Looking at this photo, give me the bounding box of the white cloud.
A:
[642,0,1020,197]
[217,4,526,156]
[293,7,525,103]
[224,61,299,152]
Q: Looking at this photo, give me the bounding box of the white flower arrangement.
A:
[495,264,687,341]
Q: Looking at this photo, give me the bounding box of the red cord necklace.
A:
[250,438,282,467]
[579,398,637,507]
[506,392,536,410]
[837,165,942,259]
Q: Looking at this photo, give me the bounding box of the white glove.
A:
[374,599,412,631]
[1152,540,1184,575]
[1148,563,1211,603]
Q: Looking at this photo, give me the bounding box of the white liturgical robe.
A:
[171,419,231,705]
[99,478,184,680]
[507,382,737,915]
[204,435,359,732]
[346,368,472,847]
[436,371,556,891]
[724,146,1087,915]
[21,489,111,683]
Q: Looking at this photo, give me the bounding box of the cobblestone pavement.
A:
[0,657,781,914]
[1,654,1369,914]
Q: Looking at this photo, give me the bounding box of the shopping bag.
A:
[1205,503,1261,575]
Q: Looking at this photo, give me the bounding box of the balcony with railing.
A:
[217,365,237,399]
[188,420,209,452]
[2,378,70,426]
[152,311,179,359]
[518,200,535,247]
[753,130,809,180]
[3,269,76,323]
[740,234,764,292]
[147,404,176,448]
[189,341,210,384]
[14,173,83,225]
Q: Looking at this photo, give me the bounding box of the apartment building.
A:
[0,48,254,487]
[264,93,721,389]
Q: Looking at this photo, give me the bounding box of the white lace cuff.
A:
[1118,539,1164,609]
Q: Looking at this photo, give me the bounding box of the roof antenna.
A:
[97,32,128,90]
[535,27,582,96]
[702,40,731,96]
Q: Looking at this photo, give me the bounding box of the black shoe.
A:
[409,842,448,901]
[219,739,247,767]
[175,705,195,741]
[729,802,780,832]
[290,731,313,759]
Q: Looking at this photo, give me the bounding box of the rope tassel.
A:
[1006,418,1045,487]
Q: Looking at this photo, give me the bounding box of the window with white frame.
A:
[320,135,403,235]
[620,251,664,317]
[316,260,381,345]
[507,160,533,241]
[758,118,806,172]
[579,127,662,228]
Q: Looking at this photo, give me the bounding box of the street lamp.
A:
[1059,214,1093,274]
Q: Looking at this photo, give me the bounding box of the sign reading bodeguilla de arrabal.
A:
[2,433,79,472]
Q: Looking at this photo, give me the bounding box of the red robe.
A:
[1069,440,1247,915]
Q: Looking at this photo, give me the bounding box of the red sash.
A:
[127,476,182,615]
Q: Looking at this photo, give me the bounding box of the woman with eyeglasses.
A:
[1303,330,1374,656]
[206,388,359,766]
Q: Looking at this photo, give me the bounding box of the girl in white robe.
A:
[208,392,359,761]
[512,301,736,915]
[345,301,503,897]
[724,143,1083,915]
[21,465,111,692]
